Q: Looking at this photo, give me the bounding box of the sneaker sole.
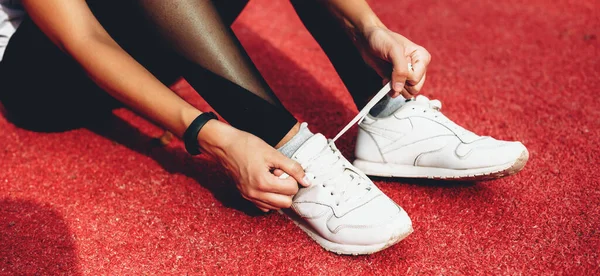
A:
[353,149,529,181]
[278,209,413,255]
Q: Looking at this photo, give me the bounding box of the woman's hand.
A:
[198,120,310,212]
[320,0,431,98]
[356,26,431,98]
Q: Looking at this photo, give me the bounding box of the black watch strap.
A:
[183,112,218,155]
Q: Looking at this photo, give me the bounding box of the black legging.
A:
[0,0,382,146]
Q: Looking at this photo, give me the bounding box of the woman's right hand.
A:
[198,120,310,212]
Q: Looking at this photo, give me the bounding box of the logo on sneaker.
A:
[359,119,411,141]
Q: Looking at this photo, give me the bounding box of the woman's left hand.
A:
[356,26,431,98]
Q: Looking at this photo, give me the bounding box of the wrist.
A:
[179,108,202,135]
[355,13,386,34]
[196,119,238,157]
[326,0,386,38]
[347,13,387,45]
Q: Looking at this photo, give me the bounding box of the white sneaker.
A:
[353,95,529,180]
[280,133,413,255]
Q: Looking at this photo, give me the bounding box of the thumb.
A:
[388,45,411,94]
[383,78,403,98]
[271,152,311,187]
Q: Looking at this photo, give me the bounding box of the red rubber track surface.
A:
[1,0,598,274]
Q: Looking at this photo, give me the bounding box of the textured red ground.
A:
[1,0,599,274]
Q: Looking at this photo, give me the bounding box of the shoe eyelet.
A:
[330,192,334,196]
[322,184,326,188]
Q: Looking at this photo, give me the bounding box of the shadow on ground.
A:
[0,199,80,275]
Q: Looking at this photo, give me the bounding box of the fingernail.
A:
[302,175,312,186]
[393,82,404,91]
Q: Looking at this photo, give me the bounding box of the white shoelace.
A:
[297,77,426,206]
[306,78,475,206]
[332,62,414,142]
[331,81,395,143]
[302,142,370,206]
[297,82,400,206]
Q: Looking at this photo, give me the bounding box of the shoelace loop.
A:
[302,143,372,207]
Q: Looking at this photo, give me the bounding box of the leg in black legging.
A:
[136,0,298,146]
[289,0,383,109]
[212,0,249,26]
[0,0,183,131]
[1,0,297,147]
[200,0,383,111]
[209,0,385,110]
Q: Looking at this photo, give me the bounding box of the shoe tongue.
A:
[291,133,328,164]
[413,95,430,103]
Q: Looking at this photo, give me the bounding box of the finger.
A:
[254,200,277,212]
[242,194,278,211]
[400,87,412,99]
[258,192,294,209]
[388,90,402,98]
[257,205,270,212]
[406,48,430,87]
[385,77,402,98]
[272,168,284,177]
[262,174,299,196]
[406,73,427,95]
[272,152,311,187]
[275,176,300,196]
[388,46,410,93]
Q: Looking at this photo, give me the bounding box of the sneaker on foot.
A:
[280,133,413,255]
[353,95,529,180]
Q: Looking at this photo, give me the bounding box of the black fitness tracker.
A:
[183,112,218,155]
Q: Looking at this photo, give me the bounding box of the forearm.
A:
[21,0,206,139]
[68,36,240,157]
[322,0,387,37]
[65,36,199,138]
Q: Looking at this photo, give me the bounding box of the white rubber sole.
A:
[279,209,413,255]
[353,150,529,181]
